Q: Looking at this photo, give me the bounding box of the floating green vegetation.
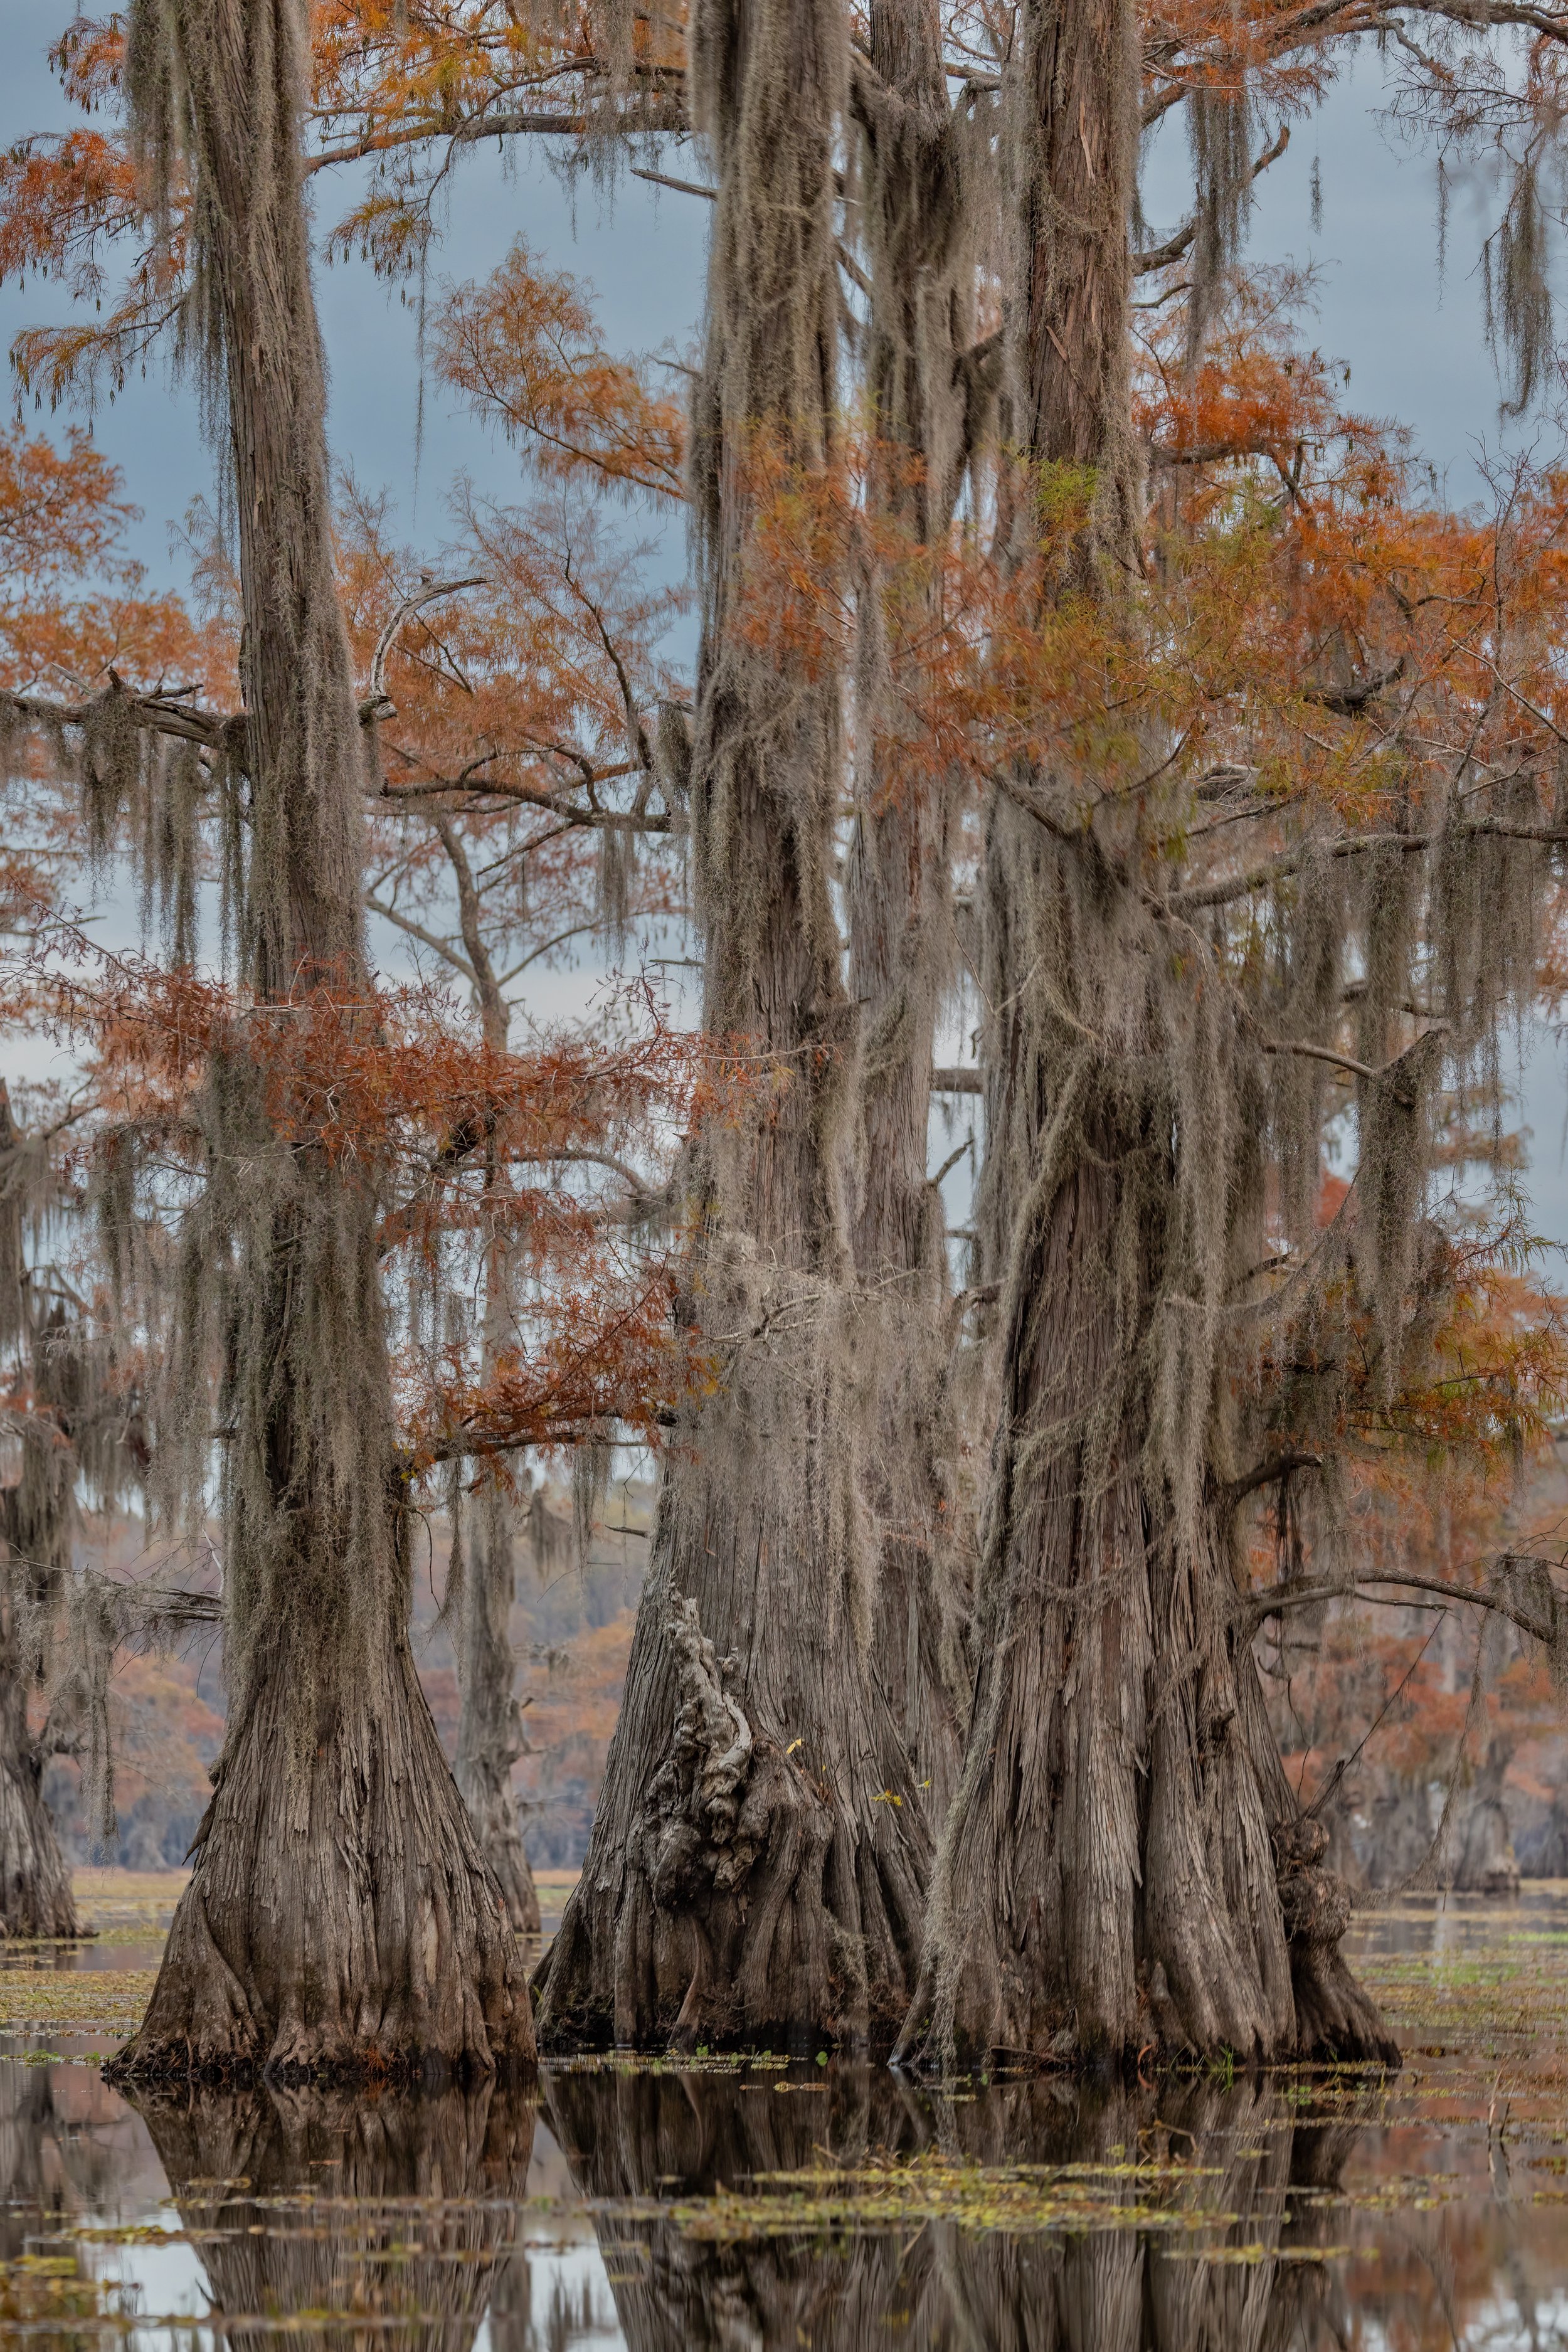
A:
[549,2048,794,2079]
[1352,1947,1568,2044]
[650,2149,1244,2244]
[0,1970,155,2039]
[0,2250,130,2335]
[1164,2242,1353,2265]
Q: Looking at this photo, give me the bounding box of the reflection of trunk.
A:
[937,2080,1360,2352]
[534,0,930,2053]
[0,2064,68,2253]
[546,2063,945,2348]
[544,2063,1362,2351]
[898,0,1391,2070]
[132,2081,534,2352]
[110,0,529,2083]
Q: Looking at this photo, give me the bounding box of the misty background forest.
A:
[4,0,1568,2099]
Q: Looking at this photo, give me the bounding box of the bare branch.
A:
[363,576,487,719]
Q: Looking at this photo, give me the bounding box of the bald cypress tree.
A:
[107,0,531,2083]
[893,0,1568,2072]
[535,0,938,2053]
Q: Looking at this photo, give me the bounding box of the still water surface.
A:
[3,1887,1568,2345]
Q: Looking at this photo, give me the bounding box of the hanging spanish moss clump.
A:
[73,683,206,962]
[78,682,144,868]
[100,0,531,2088]
[1186,77,1257,362]
[571,1426,613,1571]
[0,1083,142,1939]
[595,820,635,960]
[1485,156,1554,416]
[516,0,672,176]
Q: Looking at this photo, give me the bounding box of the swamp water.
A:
[3,1885,1568,2344]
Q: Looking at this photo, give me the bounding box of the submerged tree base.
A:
[105,1626,535,2090]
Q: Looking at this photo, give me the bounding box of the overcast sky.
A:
[1,9,1563,1244]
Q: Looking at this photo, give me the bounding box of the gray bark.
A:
[109,0,529,2085]
[534,0,935,2055]
[896,0,1392,2071]
[0,1640,75,1941]
[846,0,979,1820]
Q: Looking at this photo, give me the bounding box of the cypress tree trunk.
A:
[1451,1735,1520,1894]
[0,1084,79,1942]
[895,0,1394,2071]
[455,1478,541,1941]
[438,820,541,1943]
[846,0,977,1821]
[534,0,931,2054]
[107,0,530,2085]
[0,1623,75,1941]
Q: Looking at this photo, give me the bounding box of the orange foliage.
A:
[11,937,721,1463]
[432,241,684,502]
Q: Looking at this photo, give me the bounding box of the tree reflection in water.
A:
[6,2049,1564,2348]
[0,2052,151,2254]
[129,2077,537,2352]
[544,2065,1362,2352]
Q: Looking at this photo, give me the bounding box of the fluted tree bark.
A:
[437,818,541,1942]
[0,1083,83,1942]
[534,0,933,2055]
[895,0,1394,2072]
[107,0,531,2084]
[845,0,987,1822]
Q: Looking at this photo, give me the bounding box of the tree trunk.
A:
[534,0,932,2053]
[108,0,529,2085]
[439,818,541,1944]
[534,1365,931,2051]
[899,1093,1307,2064]
[1451,1737,1521,1894]
[0,1627,75,1940]
[846,0,978,1823]
[0,1082,80,1943]
[897,0,1392,2072]
[455,1481,541,1939]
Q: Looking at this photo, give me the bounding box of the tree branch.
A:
[363,576,488,720]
